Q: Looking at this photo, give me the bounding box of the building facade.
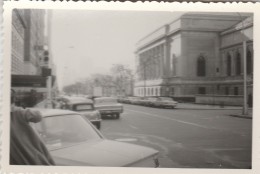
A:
[134,13,253,103]
[11,9,46,75]
[11,9,26,74]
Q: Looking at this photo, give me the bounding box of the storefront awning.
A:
[12,75,56,88]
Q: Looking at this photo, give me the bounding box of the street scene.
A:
[10,9,253,168]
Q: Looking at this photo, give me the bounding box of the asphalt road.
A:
[100,104,252,169]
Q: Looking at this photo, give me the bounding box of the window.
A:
[236,52,241,75]
[197,56,206,76]
[170,87,174,96]
[247,50,252,75]
[225,87,229,95]
[227,54,232,76]
[234,87,239,95]
[198,87,206,94]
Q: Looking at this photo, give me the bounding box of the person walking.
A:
[10,89,55,165]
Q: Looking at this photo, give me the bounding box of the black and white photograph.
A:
[1,1,259,174]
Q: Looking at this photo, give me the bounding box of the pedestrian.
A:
[10,89,55,165]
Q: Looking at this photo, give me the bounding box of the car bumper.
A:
[99,110,123,115]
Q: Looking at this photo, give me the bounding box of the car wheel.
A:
[115,113,120,119]
[96,122,101,129]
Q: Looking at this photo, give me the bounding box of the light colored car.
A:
[60,97,101,129]
[148,97,178,108]
[30,109,160,167]
[94,97,123,119]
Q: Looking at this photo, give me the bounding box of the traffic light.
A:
[44,50,49,63]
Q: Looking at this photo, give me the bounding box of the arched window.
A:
[197,56,206,76]
[247,50,252,75]
[227,53,232,76]
[236,52,241,75]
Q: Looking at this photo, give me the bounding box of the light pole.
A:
[242,41,248,115]
[237,13,248,115]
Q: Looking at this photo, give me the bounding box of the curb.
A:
[175,107,241,110]
[228,114,252,119]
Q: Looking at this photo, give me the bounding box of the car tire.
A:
[96,122,101,129]
[115,113,120,119]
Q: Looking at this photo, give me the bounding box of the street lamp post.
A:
[237,13,248,115]
[243,41,248,115]
[143,64,146,97]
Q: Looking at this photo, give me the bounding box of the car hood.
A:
[50,139,158,167]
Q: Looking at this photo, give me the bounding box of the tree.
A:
[110,64,134,96]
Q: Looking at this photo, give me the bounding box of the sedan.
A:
[30,109,160,167]
[60,97,101,129]
[148,97,178,108]
[94,97,123,119]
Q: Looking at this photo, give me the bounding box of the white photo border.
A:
[1,1,260,174]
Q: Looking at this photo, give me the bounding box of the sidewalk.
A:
[176,103,252,119]
[176,103,242,110]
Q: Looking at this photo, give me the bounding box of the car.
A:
[128,97,140,105]
[30,109,160,167]
[146,97,158,107]
[94,97,123,119]
[150,97,178,108]
[137,97,150,106]
[60,97,101,129]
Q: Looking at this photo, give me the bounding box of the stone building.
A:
[134,12,253,104]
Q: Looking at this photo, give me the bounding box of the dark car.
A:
[30,109,160,167]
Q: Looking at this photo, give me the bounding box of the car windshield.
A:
[95,98,117,104]
[33,114,101,150]
[74,104,93,111]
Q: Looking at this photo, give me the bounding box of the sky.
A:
[50,10,184,89]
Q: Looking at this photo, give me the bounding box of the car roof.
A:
[94,97,116,100]
[62,97,93,104]
[33,108,78,118]
[67,99,93,105]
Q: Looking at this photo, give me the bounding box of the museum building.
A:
[134,13,253,104]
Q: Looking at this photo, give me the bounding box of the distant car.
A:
[94,97,123,119]
[137,97,150,106]
[30,109,160,167]
[61,97,101,129]
[128,97,140,105]
[150,97,178,108]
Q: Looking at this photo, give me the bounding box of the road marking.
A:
[126,108,215,129]
[129,125,139,130]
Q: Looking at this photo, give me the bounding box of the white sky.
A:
[50,10,184,89]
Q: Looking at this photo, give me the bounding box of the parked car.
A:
[146,97,158,107]
[136,97,149,106]
[60,97,101,129]
[30,108,160,167]
[128,97,141,105]
[150,97,178,108]
[94,97,123,119]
